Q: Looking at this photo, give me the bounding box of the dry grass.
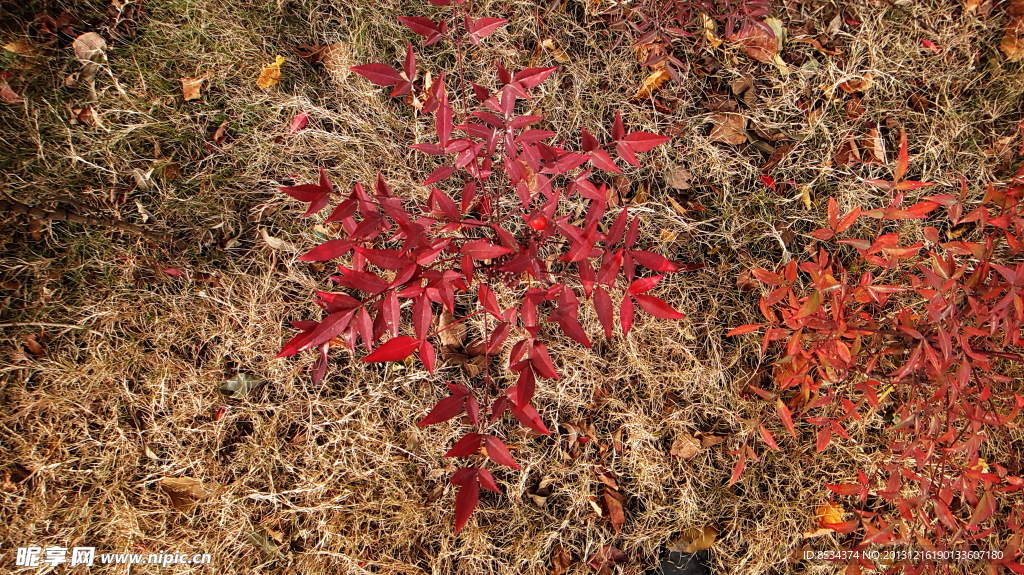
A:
[1,0,1023,573]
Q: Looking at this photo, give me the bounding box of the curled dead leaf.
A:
[72,32,106,62]
[540,38,570,63]
[633,68,670,99]
[669,525,718,553]
[261,229,296,251]
[257,55,286,89]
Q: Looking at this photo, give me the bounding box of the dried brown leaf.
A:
[257,55,285,89]
[540,38,570,63]
[160,476,206,512]
[708,113,747,145]
[550,543,572,575]
[602,488,626,533]
[181,76,205,101]
[633,68,670,99]
[670,432,701,460]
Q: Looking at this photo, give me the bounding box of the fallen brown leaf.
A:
[160,476,206,512]
[1003,0,1024,61]
[3,39,33,55]
[257,55,285,89]
[633,68,670,99]
[708,113,747,145]
[816,501,844,528]
[180,76,205,101]
[23,334,45,357]
[0,76,22,104]
[664,164,692,190]
[729,24,777,63]
[670,432,701,460]
[669,525,718,553]
[540,38,570,63]
[550,543,572,575]
[602,487,626,533]
[837,72,874,94]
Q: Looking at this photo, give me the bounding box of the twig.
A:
[0,197,175,244]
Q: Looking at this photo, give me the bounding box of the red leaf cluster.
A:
[278,0,684,535]
[730,170,1024,569]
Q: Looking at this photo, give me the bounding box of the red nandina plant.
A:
[730,159,1024,572]
[277,0,681,533]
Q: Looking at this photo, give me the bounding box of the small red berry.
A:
[528,215,547,231]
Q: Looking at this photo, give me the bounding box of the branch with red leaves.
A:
[728,172,1024,569]
[277,0,685,534]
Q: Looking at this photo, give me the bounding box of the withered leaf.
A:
[729,24,777,64]
[670,525,718,553]
[540,38,570,63]
[664,164,692,190]
[0,77,23,104]
[587,546,626,572]
[23,334,45,357]
[550,543,572,575]
[708,113,747,145]
[160,476,206,512]
[72,32,106,62]
[257,55,285,89]
[180,76,205,101]
[1002,0,1024,61]
[633,68,670,99]
[670,432,701,460]
[602,487,626,533]
[297,43,330,64]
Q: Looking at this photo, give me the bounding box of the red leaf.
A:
[776,399,796,438]
[462,239,512,260]
[512,403,551,434]
[630,250,678,272]
[297,308,357,353]
[478,284,503,319]
[967,492,996,531]
[362,335,420,362]
[893,127,908,182]
[351,63,404,86]
[633,294,684,319]
[758,424,781,451]
[398,16,442,37]
[425,166,457,185]
[530,342,559,379]
[484,436,521,469]
[611,110,625,141]
[445,433,484,457]
[620,295,634,335]
[622,131,670,152]
[453,476,480,534]
[477,468,501,493]
[816,426,832,452]
[628,275,663,294]
[589,149,622,173]
[288,112,308,134]
[466,17,506,44]
[726,324,763,336]
[512,66,557,89]
[827,483,863,496]
[487,321,511,354]
[419,393,468,426]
